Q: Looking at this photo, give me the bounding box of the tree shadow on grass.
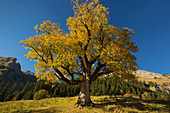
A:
[143,99,170,107]
[93,96,170,112]
[22,107,61,113]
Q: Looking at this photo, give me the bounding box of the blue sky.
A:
[0,0,170,74]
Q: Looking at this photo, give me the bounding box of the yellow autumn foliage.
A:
[19,0,138,84]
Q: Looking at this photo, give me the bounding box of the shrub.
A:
[141,92,152,100]
[120,89,124,95]
[157,91,170,100]
[124,93,133,98]
[33,89,49,100]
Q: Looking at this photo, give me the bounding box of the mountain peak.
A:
[0,56,36,85]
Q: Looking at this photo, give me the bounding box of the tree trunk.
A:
[76,76,93,107]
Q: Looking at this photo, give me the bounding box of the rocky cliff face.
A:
[0,57,37,84]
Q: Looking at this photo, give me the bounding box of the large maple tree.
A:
[20,0,138,106]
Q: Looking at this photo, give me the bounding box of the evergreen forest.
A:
[0,76,169,102]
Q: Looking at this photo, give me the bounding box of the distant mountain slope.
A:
[0,56,37,84]
[0,56,169,88]
[135,70,170,85]
[105,69,170,93]
[106,70,169,85]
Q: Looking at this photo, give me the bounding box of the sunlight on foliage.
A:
[19,0,138,84]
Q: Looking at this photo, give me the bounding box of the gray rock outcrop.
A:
[0,56,37,85]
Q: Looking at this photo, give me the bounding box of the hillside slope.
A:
[135,70,170,85]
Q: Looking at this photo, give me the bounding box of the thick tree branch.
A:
[80,20,91,52]
[80,20,92,68]
[61,65,74,80]
[53,66,80,85]
[88,23,103,67]
[90,54,100,66]
[84,53,89,67]
[84,38,91,51]
[48,48,81,85]
[91,62,105,82]
[54,73,62,80]
[74,71,83,76]
[53,66,70,82]
[74,29,83,50]
[81,20,91,37]
[91,70,113,82]
[78,55,86,72]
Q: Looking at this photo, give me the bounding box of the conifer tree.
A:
[21,82,30,94]
[4,94,14,101]
[17,82,24,92]
[132,87,136,95]
[15,92,24,100]
[102,81,107,95]
[33,82,40,93]
[0,82,10,101]
[24,91,33,100]
[137,89,141,97]
[9,82,17,94]
[111,85,115,95]
[0,82,6,91]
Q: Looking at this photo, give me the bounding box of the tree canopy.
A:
[20,0,138,85]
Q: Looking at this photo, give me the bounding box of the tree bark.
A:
[76,75,93,107]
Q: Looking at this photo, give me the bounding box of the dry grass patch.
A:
[0,96,169,113]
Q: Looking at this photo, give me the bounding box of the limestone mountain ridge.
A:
[0,56,37,85]
[135,70,170,84]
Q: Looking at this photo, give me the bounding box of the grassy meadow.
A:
[0,96,169,113]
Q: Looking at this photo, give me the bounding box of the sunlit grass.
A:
[0,96,169,113]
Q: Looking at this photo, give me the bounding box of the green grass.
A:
[0,96,169,113]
